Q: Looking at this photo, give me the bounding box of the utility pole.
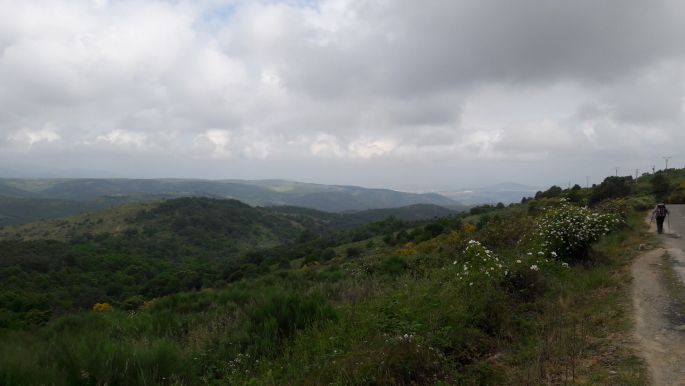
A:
[664,156,672,171]
[652,165,656,174]
[615,167,619,176]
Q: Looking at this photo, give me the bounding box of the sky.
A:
[1,0,684,191]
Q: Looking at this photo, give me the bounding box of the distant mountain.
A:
[439,182,541,205]
[0,178,463,226]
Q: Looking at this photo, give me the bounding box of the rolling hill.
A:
[0,178,464,226]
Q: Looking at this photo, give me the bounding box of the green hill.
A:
[0,178,464,227]
[7,169,685,384]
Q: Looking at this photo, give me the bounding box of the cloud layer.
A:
[2,0,685,188]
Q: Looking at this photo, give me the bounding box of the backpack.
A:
[656,205,667,217]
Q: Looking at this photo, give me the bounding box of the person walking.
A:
[652,203,670,234]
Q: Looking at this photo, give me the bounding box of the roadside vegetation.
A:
[2,169,685,384]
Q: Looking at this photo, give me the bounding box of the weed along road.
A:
[633,204,685,386]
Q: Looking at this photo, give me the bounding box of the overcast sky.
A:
[1,0,684,190]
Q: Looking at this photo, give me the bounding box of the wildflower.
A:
[561,262,569,268]
[530,264,539,271]
[516,259,522,264]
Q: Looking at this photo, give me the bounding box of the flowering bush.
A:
[463,223,477,233]
[454,240,565,287]
[536,201,622,261]
[453,240,569,307]
[92,303,113,312]
[453,240,507,288]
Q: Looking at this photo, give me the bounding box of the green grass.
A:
[502,211,650,385]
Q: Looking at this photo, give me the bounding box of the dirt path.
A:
[633,206,685,386]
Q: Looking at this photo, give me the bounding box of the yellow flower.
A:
[92,303,113,312]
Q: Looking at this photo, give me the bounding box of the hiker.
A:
[652,203,669,234]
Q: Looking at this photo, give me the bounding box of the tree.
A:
[588,176,633,205]
[651,174,671,202]
[535,185,563,199]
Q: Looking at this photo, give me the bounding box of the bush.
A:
[92,303,113,312]
[346,246,362,258]
[379,256,407,276]
[248,292,337,355]
[535,185,563,199]
[589,176,633,205]
[651,174,671,202]
[535,201,622,261]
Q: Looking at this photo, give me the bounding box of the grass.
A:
[503,211,650,385]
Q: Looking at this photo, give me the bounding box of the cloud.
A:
[1,0,685,187]
[94,129,148,149]
[7,126,61,148]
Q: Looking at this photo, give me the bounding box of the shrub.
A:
[588,176,633,205]
[535,201,622,261]
[92,303,113,312]
[651,174,671,202]
[535,185,563,199]
[346,246,362,258]
[379,256,407,276]
[320,248,336,261]
[248,292,337,356]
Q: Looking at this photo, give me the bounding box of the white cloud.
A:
[8,127,61,148]
[193,129,232,159]
[94,129,147,149]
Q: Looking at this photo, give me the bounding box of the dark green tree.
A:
[651,174,671,202]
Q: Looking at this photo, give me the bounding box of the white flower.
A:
[516,259,522,264]
[530,264,539,271]
[561,262,569,268]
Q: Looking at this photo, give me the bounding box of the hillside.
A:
[0,199,454,241]
[0,179,463,227]
[7,169,685,384]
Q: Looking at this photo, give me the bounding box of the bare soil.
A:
[633,208,685,385]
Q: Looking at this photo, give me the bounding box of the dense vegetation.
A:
[2,169,685,384]
[0,198,460,329]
